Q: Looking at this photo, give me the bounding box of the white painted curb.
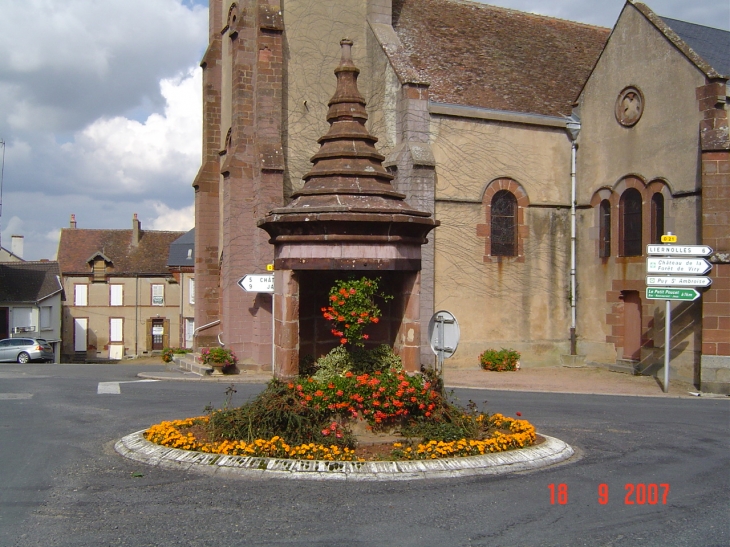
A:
[115,431,575,481]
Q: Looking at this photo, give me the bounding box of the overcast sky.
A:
[0,0,728,260]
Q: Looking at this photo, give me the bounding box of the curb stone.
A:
[115,430,575,481]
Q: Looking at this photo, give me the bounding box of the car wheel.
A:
[17,352,30,364]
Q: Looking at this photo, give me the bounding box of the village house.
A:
[56,214,186,361]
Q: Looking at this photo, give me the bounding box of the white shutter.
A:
[74,285,88,306]
[152,284,164,306]
[110,318,123,342]
[110,285,123,306]
[189,278,195,305]
[40,306,52,329]
[74,318,88,352]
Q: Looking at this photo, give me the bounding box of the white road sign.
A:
[646,245,713,256]
[646,276,712,287]
[646,257,712,275]
[238,274,274,293]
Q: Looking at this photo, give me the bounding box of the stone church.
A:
[192,0,729,392]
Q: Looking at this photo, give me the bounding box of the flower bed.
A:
[144,411,535,462]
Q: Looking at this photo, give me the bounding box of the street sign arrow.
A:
[237,274,274,293]
[646,257,712,275]
[646,244,713,256]
[646,287,700,301]
[646,276,712,287]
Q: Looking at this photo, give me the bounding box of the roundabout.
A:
[115,430,574,481]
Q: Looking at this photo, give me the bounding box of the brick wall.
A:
[701,150,730,357]
[698,77,729,359]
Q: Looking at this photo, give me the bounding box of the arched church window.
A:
[651,193,664,244]
[599,199,611,257]
[620,188,642,257]
[491,190,517,257]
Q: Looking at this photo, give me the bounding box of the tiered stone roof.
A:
[258,40,437,267]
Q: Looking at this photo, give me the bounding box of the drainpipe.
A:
[566,115,581,355]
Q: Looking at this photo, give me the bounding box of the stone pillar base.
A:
[701,355,730,394]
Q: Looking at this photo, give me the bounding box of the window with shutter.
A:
[110,285,123,306]
[110,318,123,342]
[152,284,164,306]
[74,285,88,306]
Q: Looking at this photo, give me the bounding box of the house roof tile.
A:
[57,228,186,276]
[391,0,610,117]
[0,261,63,304]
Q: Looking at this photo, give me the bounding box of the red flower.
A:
[371,317,379,324]
[340,338,348,344]
[516,412,522,416]
[330,295,338,301]
[362,334,369,339]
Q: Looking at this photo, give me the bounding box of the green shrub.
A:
[310,344,403,381]
[478,348,521,372]
[161,347,192,363]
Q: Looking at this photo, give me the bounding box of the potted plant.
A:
[200,347,237,375]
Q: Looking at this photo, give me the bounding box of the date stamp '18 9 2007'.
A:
[548,483,670,505]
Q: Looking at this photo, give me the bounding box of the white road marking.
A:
[97,379,159,395]
[0,393,33,400]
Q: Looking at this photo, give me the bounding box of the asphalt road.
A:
[0,364,728,547]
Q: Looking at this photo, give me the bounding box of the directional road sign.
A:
[646,276,712,287]
[646,257,712,275]
[646,287,700,301]
[238,274,274,293]
[646,245,713,256]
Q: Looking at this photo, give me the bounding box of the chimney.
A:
[11,235,23,259]
[132,213,141,247]
[70,214,77,229]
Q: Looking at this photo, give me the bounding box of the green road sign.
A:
[646,287,700,301]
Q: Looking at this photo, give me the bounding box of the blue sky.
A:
[0,0,727,260]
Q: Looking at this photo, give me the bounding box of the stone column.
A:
[394,271,422,372]
[274,269,300,380]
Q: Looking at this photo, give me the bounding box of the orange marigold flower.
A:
[338,301,345,306]
[330,295,338,301]
[371,317,379,324]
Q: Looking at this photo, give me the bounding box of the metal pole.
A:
[664,299,671,393]
[437,316,444,375]
[570,139,577,355]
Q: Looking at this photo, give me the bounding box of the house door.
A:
[151,319,164,350]
[622,291,642,361]
[74,318,88,352]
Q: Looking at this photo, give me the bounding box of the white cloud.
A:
[63,68,202,196]
[148,202,195,232]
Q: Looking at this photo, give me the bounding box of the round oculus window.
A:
[615,86,644,127]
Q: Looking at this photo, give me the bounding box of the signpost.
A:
[645,276,712,287]
[646,257,712,275]
[646,287,700,301]
[428,310,460,374]
[646,245,713,256]
[646,235,713,392]
[237,274,274,293]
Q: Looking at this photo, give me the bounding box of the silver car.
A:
[0,338,54,363]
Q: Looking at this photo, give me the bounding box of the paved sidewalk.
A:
[131,356,725,398]
[443,365,708,398]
